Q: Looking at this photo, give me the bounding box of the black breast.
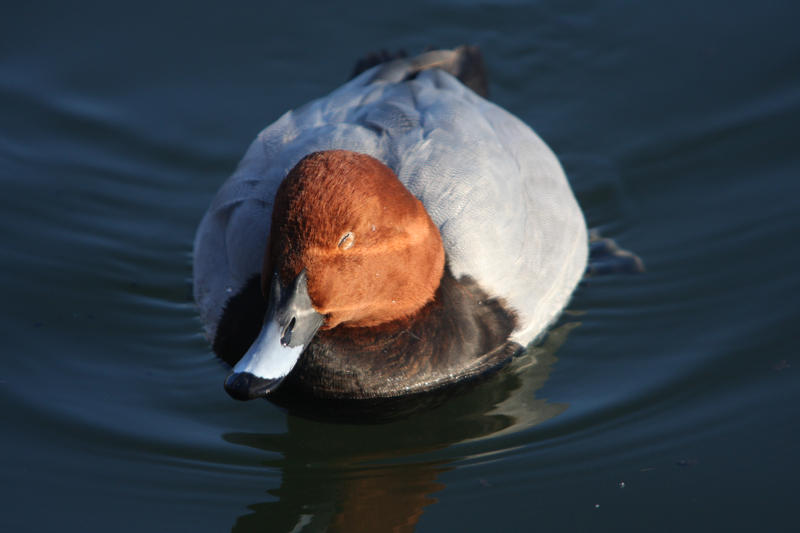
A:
[212,266,521,421]
[268,267,521,420]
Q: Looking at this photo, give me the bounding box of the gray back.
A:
[194,65,587,346]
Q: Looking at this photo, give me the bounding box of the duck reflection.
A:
[223,322,577,533]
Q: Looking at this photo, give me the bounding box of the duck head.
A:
[224,150,445,400]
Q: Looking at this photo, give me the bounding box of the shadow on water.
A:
[222,322,578,532]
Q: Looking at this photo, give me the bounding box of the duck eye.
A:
[337,232,354,250]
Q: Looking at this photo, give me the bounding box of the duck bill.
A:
[224,269,323,401]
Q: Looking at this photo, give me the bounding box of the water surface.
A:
[2,1,798,531]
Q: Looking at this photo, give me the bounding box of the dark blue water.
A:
[2,1,798,531]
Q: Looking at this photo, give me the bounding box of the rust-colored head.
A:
[263,150,445,329]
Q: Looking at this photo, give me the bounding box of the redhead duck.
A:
[194,46,588,417]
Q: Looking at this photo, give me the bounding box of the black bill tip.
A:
[224,372,284,401]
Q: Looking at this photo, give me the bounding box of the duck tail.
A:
[350,45,489,98]
[349,49,409,79]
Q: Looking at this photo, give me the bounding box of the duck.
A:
[193,46,588,418]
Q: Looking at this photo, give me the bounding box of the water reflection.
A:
[223,322,576,532]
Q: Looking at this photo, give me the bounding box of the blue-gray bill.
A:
[224,269,324,400]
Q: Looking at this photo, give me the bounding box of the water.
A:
[2,1,798,531]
